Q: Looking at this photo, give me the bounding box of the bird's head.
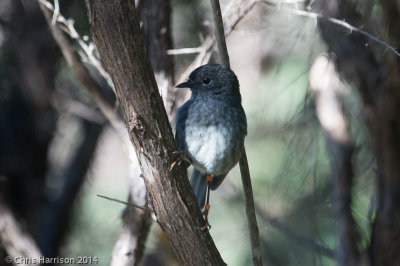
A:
[176,64,240,97]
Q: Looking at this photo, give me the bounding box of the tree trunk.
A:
[137,0,175,117]
[85,1,225,265]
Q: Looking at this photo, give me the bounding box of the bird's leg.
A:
[201,175,213,230]
[169,151,188,172]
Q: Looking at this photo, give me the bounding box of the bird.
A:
[174,64,247,223]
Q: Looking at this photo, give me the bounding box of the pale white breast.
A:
[185,125,228,175]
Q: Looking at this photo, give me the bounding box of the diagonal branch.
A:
[85,0,225,265]
[209,0,263,265]
[38,0,124,135]
[38,2,152,264]
[111,0,176,263]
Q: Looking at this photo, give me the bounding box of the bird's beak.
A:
[175,80,192,88]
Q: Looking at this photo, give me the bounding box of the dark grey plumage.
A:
[175,64,247,208]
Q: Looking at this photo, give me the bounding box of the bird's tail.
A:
[189,169,228,209]
[189,169,208,209]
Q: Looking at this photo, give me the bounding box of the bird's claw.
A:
[169,151,187,172]
[200,206,211,230]
[200,219,211,231]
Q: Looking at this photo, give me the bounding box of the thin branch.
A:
[110,169,153,266]
[39,3,153,264]
[172,0,259,115]
[110,196,152,266]
[97,195,152,212]
[167,47,204,55]
[39,0,114,91]
[38,0,131,146]
[257,0,400,57]
[210,0,230,67]
[85,0,226,264]
[176,0,257,82]
[39,0,141,209]
[238,153,263,265]
[51,0,59,25]
[173,0,399,117]
[209,0,263,265]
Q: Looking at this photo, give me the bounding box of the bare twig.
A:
[39,2,152,264]
[238,152,263,265]
[51,0,59,25]
[110,164,152,266]
[209,0,263,265]
[38,0,124,132]
[309,55,360,265]
[210,0,230,67]
[257,0,400,57]
[172,0,258,117]
[38,0,135,160]
[111,197,152,266]
[167,47,204,55]
[174,0,400,121]
[97,195,152,212]
[39,0,114,90]
[176,0,258,82]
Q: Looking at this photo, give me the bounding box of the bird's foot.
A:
[200,204,212,230]
[169,151,188,172]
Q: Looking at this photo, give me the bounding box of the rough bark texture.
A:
[111,0,176,264]
[137,0,175,118]
[85,1,225,265]
[314,1,400,265]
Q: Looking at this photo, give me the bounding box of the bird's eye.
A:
[203,78,211,84]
